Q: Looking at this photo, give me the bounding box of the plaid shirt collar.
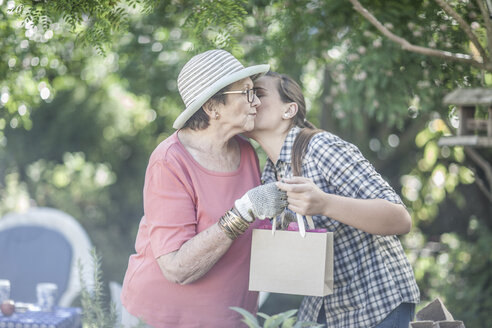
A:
[272,126,301,165]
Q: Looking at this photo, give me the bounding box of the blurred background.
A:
[1,0,491,326]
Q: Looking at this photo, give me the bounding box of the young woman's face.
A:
[253,75,289,132]
[219,77,260,133]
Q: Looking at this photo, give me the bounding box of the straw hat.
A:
[173,49,270,129]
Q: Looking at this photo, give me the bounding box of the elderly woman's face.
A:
[219,77,260,133]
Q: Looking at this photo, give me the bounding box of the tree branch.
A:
[439,121,492,203]
[434,0,488,62]
[475,0,492,55]
[464,147,492,183]
[471,167,492,201]
[348,0,485,69]
[464,147,492,202]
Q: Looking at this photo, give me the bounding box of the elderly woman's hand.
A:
[276,177,329,216]
[234,182,287,221]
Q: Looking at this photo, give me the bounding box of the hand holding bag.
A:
[249,128,333,297]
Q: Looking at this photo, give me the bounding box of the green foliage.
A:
[244,0,482,134]
[408,220,492,327]
[11,0,159,54]
[230,307,322,328]
[78,249,118,328]
[0,171,30,215]
[401,119,476,223]
[184,0,248,53]
[399,113,490,326]
[1,75,155,283]
[24,152,115,221]
[444,221,492,327]
[11,0,249,54]
[0,4,70,135]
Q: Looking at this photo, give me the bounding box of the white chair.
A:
[0,207,94,307]
[109,281,141,328]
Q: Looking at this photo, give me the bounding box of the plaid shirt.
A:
[262,127,420,327]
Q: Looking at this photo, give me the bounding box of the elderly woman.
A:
[247,72,420,327]
[121,50,287,327]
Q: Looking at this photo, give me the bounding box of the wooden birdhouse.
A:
[438,88,492,147]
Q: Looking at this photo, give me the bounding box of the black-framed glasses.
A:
[221,88,257,103]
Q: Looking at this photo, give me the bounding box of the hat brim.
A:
[173,64,270,129]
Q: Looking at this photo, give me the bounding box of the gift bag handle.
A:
[271,212,315,237]
[278,128,321,237]
[296,213,315,237]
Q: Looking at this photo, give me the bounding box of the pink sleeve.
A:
[143,160,197,258]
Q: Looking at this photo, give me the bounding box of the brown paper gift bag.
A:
[248,226,334,297]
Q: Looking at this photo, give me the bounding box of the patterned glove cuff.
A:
[234,194,255,222]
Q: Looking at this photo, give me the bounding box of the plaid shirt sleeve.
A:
[309,133,403,205]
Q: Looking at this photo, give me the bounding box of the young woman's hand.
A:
[276,177,329,216]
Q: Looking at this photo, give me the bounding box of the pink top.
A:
[121,132,263,327]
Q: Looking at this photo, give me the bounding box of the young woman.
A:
[247,72,420,327]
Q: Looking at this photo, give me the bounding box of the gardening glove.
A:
[234,182,287,222]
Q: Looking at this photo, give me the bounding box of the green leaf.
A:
[229,307,261,328]
[257,312,271,320]
[263,309,298,328]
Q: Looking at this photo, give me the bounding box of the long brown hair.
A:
[266,71,323,176]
